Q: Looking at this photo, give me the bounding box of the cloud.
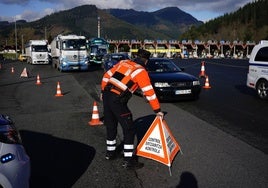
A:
[179,0,252,14]
[0,0,28,5]
[20,8,55,21]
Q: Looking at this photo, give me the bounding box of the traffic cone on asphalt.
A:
[203,75,211,89]
[20,67,28,78]
[11,67,14,73]
[36,74,42,85]
[88,101,103,126]
[55,82,63,97]
[199,61,207,78]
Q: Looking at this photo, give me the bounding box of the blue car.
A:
[102,53,130,71]
[0,114,30,188]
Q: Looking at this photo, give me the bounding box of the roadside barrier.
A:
[88,101,103,126]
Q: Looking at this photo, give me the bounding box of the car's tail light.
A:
[0,114,22,144]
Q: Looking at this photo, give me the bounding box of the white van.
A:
[246,40,268,100]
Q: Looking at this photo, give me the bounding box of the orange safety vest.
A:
[101,60,160,112]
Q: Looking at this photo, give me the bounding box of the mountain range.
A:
[0,0,267,49]
[0,5,202,47]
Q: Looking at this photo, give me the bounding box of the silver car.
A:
[0,114,30,188]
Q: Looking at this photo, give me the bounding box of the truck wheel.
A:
[256,79,268,100]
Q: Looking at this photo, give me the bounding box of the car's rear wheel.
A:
[256,79,268,100]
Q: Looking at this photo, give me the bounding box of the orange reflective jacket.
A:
[101,60,160,112]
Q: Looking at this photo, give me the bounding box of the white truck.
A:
[50,34,89,72]
[25,40,49,64]
[246,40,268,100]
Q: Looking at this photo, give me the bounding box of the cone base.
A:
[203,86,211,89]
[88,120,103,126]
[55,94,63,97]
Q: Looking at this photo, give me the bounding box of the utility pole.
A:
[45,27,47,40]
[21,35,24,54]
[15,18,18,59]
[97,16,100,38]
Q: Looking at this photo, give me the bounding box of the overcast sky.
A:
[0,0,253,22]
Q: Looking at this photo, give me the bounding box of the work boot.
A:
[105,151,116,160]
[122,157,144,170]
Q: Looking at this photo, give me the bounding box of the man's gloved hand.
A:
[156,111,164,119]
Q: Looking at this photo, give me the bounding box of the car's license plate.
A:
[72,67,79,70]
[175,89,191,95]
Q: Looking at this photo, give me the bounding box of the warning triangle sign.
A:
[20,67,28,78]
[136,116,180,167]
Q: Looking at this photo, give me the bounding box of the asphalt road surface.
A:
[0,59,267,188]
[173,58,268,154]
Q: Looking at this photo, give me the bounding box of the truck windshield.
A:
[32,45,48,52]
[91,45,107,55]
[62,39,86,50]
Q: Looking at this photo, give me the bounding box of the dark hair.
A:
[137,49,151,60]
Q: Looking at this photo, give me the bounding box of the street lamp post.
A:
[21,35,24,54]
[15,18,18,59]
[98,17,100,38]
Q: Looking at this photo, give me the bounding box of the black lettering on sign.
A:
[145,137,162,154]
[166,136,175,153]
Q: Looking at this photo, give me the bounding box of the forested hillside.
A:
[179,0,268,42]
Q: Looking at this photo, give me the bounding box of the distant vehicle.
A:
[50,34,89,72]
[87,38,109,65]
[102,53,130,71]
[25,40,49,64]
[246,40,268,100]
[18,54,26,62]
[0,114,30,188]
[141,58,201,101]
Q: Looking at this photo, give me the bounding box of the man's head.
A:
[137,49,151,61]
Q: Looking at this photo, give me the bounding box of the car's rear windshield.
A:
[147,59,181,72]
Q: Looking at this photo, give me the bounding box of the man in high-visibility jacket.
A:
[100,49,164,169]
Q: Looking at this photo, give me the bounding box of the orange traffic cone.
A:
[55,82,63,97]
[11,67,14,73]
[36,74,42,85]
[20,67,28,78]
[199,61,207,78]
[88,101,103,126]
[203,75,211,89]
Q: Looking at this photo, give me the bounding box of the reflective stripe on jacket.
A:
[101,60,160,112]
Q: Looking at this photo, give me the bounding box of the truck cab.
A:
[87,38,109,65]
[50,35,89,72]
[246,40,268,100]
[25,40,49,64]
